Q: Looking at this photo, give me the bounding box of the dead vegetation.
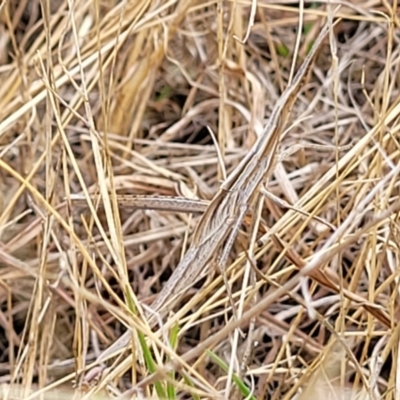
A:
[0,0,399,399]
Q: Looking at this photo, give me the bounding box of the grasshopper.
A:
[74,22,335,361]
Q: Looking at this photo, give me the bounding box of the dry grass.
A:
[0,0,399,399]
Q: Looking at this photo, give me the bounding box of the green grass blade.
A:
[166,324,180,399]
[181,372,201,400]
[206,350,257,400]
[137,331,167,399]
